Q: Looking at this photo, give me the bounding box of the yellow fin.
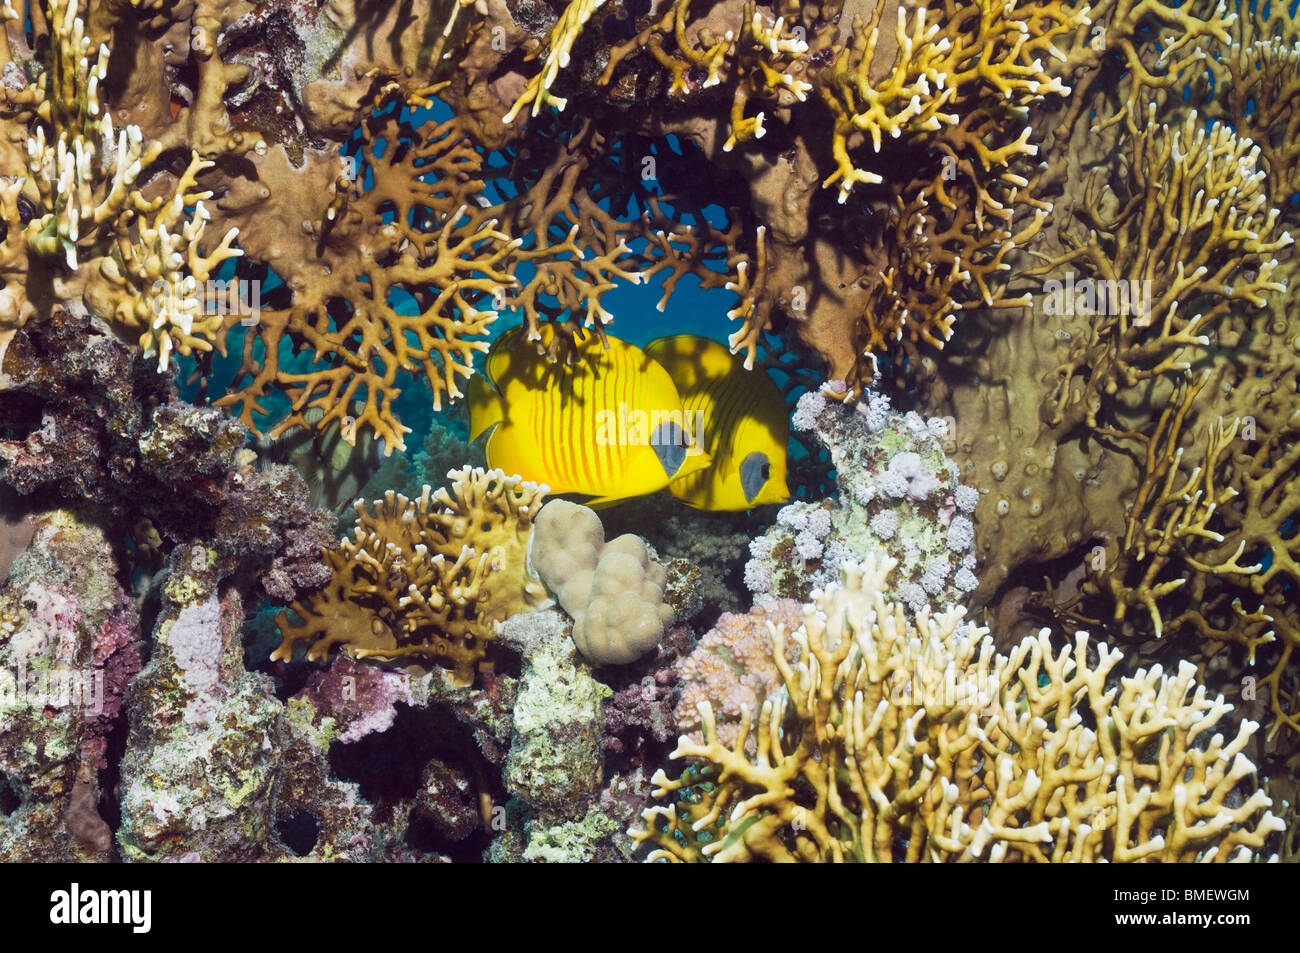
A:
[467,373,504,442]
[585,494,637,509]
[646,334,736,389]
[485,325,527,385]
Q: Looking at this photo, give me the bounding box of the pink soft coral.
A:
[675,600,802,755]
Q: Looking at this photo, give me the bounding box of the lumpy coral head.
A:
[530,499,673,665]
[468,324,710,506]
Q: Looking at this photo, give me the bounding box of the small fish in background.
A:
[258,402,387,514]
[646,334,790,511]
[468,324,711,507]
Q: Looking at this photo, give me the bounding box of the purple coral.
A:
[856,392,892,433]
[744,535,775,596]
[900,582,929,613]
[792,390,827,431]
[295,655,417,744]
[903,411,928,434]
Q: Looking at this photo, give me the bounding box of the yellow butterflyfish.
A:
[645,334,790,511]
[468,324,712,507]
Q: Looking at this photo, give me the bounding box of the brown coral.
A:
[273,466,549,686]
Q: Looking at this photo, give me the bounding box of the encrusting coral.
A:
[273,466,549,686]
[0,510,142,861]
[635,557,1285,862]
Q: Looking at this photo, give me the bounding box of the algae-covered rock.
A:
[0,509,143,861]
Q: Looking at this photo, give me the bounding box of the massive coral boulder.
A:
[531,499,674,666]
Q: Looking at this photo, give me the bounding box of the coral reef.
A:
[747,384,980,610]
[636,557,1285,862]
[118,567,284,860]
[488,607,611,861]
[0,309,334,602]
[0,0,1296,866]
[531,499,674,666]
[0,510,141,861]
[274,467,549,686]
[119,544,449,861]
[910,0,1300,744]
[0,0,251,370]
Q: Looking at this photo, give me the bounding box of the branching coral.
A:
[214,85,745,447]
[1204,3,1300,210]
[2,0,1298,862]
[817,0,1078,203]
[273,467,549,686]
[0,0,252,369]
[484,0,1077,391]
[964,11,1300,739]
[1028,103,1292,435]
[1075,380,1262,638]
[635,557,1285,862]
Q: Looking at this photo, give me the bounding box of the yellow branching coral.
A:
[1012,69,1300,737]
[818,0,1083,203]
[1078,376,1265,642]
[1195,0,1300,209]
[1029,102,1292,434]
[273,467,549,687]
[510,0,812,142]
[634,557,1285,862]
[0,0,249,369]
[496,0,1075,387]
[503,0,609,122]
[84,154,243,371]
